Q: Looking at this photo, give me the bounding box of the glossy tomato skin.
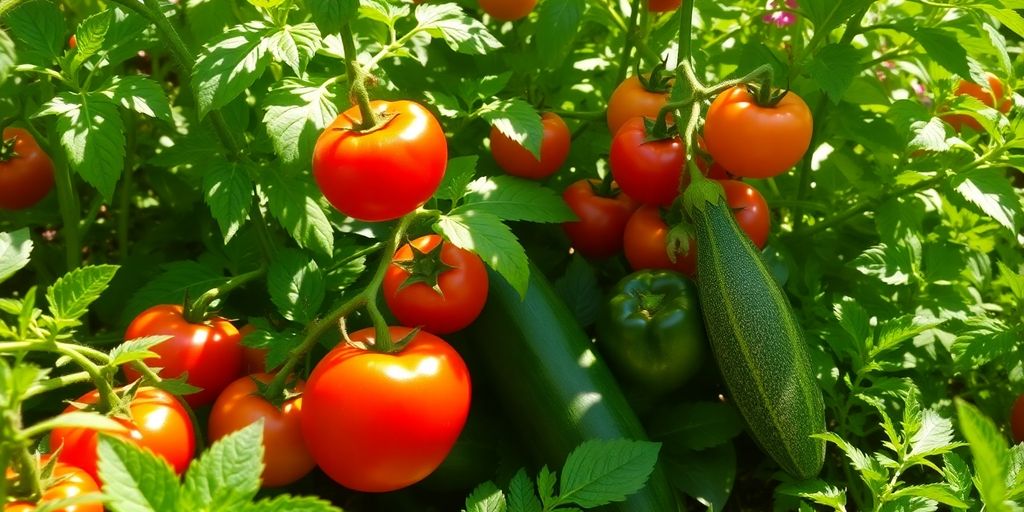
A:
[0,128,55,210]
[313,100,447,222]
[301,327,471,492]
[623,205,695,276]
[5,457,101,512]
[122,304,243,407]
[1012,394,1024,443]
[490,112,570,180]
[50,387,195,482]
[703,86,813,179]
[383,235,489,334]
[607,75,671,135]
[943,73,1013,132]
[648,0,681,11]
[208,374,315,487]
[562,179,640,259]
[720,180,770,249]
[478,0,536,21]
[610,117,686,206]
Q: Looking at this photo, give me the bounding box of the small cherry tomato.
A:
[719,180,770,249]
[703,85,813,179]
[623,205,695,276]
[0,128,55,210]
[942,73,1013,132]
[5,456,101,512]
[68,35,77,49]
[49,387,195,483]
[122,304,243,407]
[607,75,672,135]
[489,112,570,180]
[383,235,489,334]
[1011,394,1024,443]
[609,117,686,206]
[208,374,315,487]
[478,0,536,21]
[648,0,681,11]
[562,179,640,259]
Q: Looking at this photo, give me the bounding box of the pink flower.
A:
[763,0,798,27]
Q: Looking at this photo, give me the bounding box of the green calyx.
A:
[393,240,455,295]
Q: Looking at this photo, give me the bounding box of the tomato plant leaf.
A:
[268,248,325,324]
[952,168,1024,232]
[534,0,584,69]
[92,6,155,69]
[0,228,33,285]
[536,466,556,506]
[192,21,272,118]
[435,156,478,202]
[853,242,917,286]
[108,336,170,366]
[910,28,974,80]
[121,261,228,325]
[263,78,339,165]
[950,318,1019,370]
[458,176,576,223]
[45,411,129,433]
[800,0,874,34]
[101,76,173,123]
[465,481,507,512]
[556,439,660,508]
[0,28,15,82]
[98,434,182,512]
[806,44,861,103]
[553,255,600,328]
[908,118,951,153]
[264,23,321,75]
[956,399,1012,511]
[872,314,943,359]
[262,172,335,259]
[943,452,974,504]
[182,420,264,509]
[907,410,960,461]
[479,99,543,158]
[416,4,502,55]
[890,484,969,508]
[359,0,409,26]
[647,402,744,452]
[46,264,119,325]
[435,211,529,297]
[777,479,846,511]
[305,0,358,36]
[238,495,342,512]
[977,5,1024,40]
[4,0,63,66]
[203,159,253,243]
[663,443,735,512]
[507,469,542,512]
[70,9,112,73]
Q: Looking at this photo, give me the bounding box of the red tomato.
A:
[609,117,686,206]
[313,100,447,222]
[648,0,681,11]
[122,304,243,407]
[703,86,813,179]
[562,179,640,259]
[50,387,195,483]
[1012,394,1024,443]
[208,374,314,487]
[719,180,770,249]
[478,0,536,21]
[68,35,77,49]
[383,235,489,334]
[489,112,570,180]
[239,324,269,374]
[607,75,672,135]
[695,136,735,180]
[301,327,471,492]
[943,73,1013,132]
[623,205,695,276]
[4,456,101,512]
[0,128,55,210]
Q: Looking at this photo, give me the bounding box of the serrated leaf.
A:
[71,9,112,72]
[908,410,958,460]
[435,156,477,201]
[834,297,869,353]
[182,421,263,508]
[267,249,324,324]
[263,172,334,259]
[416,4,502,55]
[777,479,846,510]
[109,336,171,366]
[953,169,1023,232]
[0,29,16,83]
[4,0,64,65]
[122,261,227,325]
[908,118,951,152]
[152,375,201,396]
[536,466,556,506]
[873,315,943,358]
[203,159,253,243]
[46,265,119,323]
[943,452,974,503]
[956,399,1011,511]
[534,0,584,69]
[0,229,33,284]
[97,435,181,512]
[36,93,125,200]
[465,481,506,512]
[479,99,543,158]
[951,318,1018,369]
[101,76,173,123]
[458,176,575,223]
[263,78,339,164]
[664,443,735,512]
[806,44,861,102]
[508,469,542,512]
[239,495,342,512]
[853,243,915,286]
[435,212,529,297]
[978,5,1024,39]
[891,484,969,509]
[47,411,129,433]
[912,28,973,79]
[192,22,271,118]
[647,402,744,451]
[553,256,601,328]
[556,439,660,508]
[305,0,358,36]
[264,23,321,75]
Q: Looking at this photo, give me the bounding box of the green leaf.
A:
[267,249,325,324]
[0,228,33,285]
[4,0,64,65]
[262,78,339,165]
[507,469,542,512]
[101,76,173,123]
[435,212,529,297]
[435,156,478,201]
[806,44,862,102]
[458,176,576,223]
[951,318,1018,370]
[663,443,735,512]
[647,402,745,451]
[479,99,543,158]
[192,22,272,118]
[912,28,974,79]
[891,484,970,509]
[777,479,846,510]
[304,0,358,36]
[996,261,1024,300]
[536,466,556,506]
[240,328,302,371]
[70,9,113,72]
[952,169,1023,232]
[907,410,960,461]
[978,5,1024,39]
[36,93,125,200]
[534,0,584,69]
[873,315,943,358]
[239,495,342,512]
[556,439,661,508]
[203,159,253,243]
[264,23,321,75]
[97,435,182,512]
[46,411,129,433]
[465,481,507,512]
[122,261,227,325]
[182,421,263,509]
[262,172,334,259]
[800,0,873,34]
[416,4,502,55]
[46,265,119,323]
[943,452,974,504]
[853,242,916,286]
[108,336,171,366]
[908,118,951,153]
[956,399,1011,511]
[553,255,601,328]
[0,29,16,83]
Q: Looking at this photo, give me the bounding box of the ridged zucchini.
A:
[685,181,825,480]
[467,263,680,512]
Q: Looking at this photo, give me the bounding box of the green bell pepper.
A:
[596,269,707,394]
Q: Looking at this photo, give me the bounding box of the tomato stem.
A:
[7,444,41,502]
[23,371,93,399]
[340,24,383,129]
[184,264,268,324]
[54,343,117,414]
[614,0,643,86]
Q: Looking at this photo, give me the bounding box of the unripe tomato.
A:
[562,179,640,259]
[478,0,536,21]
[489,112,570,180]
[5,457,101,512]
[607,75,672,135]
[609,117,686,206]
[943,73,1013,132]
[0,128,55,210]
[623,205,695,276]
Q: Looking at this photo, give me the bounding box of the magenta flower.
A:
[763,0,799,27]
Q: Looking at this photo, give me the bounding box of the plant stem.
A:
[677,0,695,68]
[51,157,82,271]
[340,24,381,127]
[54,344,116,413]
[185,264,268,323]
[118,115,136,261]
[614,0,643,85]
[24,371,92,398]
[791,95,828,232]
[8,445,40,501]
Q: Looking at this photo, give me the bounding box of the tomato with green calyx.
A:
[609,117,686,206]
[942,73,1013,132]
[596,270,707,394]
[313,100,447,222]
[478,0,535,21]
[489,112,570,180]
[623,205,695,276]
[648,0,681,11]
[0,128,55,211]
[49,387,195,483]
[703,85,812,179]
[562,178,640,259]
[607,75,672,135]
[5,456,101,512]
[208,374,314,487]
[383,235,488,334]
[301,326,471,492]
[122,304,243,407]
[719,180,770,249]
